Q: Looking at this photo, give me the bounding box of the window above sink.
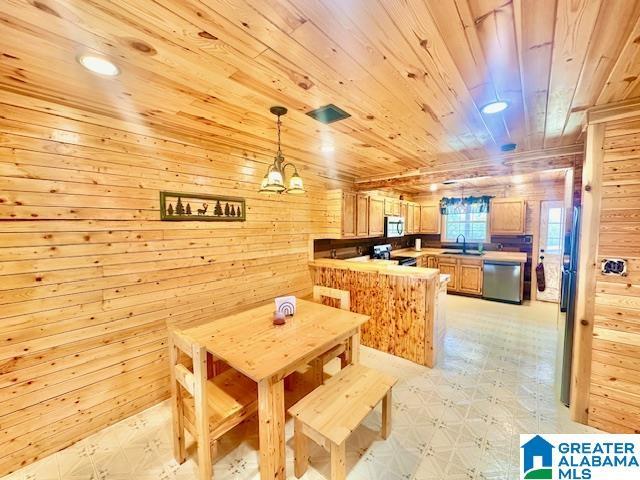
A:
[442,211,489,243]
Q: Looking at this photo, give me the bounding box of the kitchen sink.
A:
[441,250,485,256]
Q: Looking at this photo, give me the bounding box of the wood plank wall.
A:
[586,116,640,433]
[0,95,344,475]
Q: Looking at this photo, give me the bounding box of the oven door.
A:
[384,216,405,237]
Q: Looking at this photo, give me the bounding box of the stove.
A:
[371,244,392,260]
[371,244,417,266]
[391,256,418,267]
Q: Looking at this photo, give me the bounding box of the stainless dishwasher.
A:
[483,261,522,304]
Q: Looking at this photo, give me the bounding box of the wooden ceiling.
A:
[1,0,640,183]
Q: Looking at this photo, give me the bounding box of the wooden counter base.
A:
[309,261,447,367]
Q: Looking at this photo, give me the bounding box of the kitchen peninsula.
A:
[309,259,449,367]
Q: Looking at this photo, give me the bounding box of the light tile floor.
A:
[5,296,598,480]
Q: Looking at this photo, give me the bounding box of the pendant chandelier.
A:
[258,106,305,195]
[455,186,467,214]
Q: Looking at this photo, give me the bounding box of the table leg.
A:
[348,328,361,365]
[258,376,286,480]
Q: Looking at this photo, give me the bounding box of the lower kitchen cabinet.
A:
[437,260,458,292]
[459,260,483,295]
[415,254,483,296]
[437,258,483,296]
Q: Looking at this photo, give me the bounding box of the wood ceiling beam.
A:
[353,144,583,190]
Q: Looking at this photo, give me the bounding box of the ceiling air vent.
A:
[500,143,517,152]
[306,104,351,124]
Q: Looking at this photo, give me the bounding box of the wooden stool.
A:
[288,364,397,480]
[169,330,258,480]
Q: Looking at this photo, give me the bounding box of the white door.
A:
[537,201,564,302]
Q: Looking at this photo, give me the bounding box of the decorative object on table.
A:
[272,311,286,325]
[275,295,296,316]
[258,106,306,195]
[160,191,246,221]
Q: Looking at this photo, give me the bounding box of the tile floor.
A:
[5,296,598,480]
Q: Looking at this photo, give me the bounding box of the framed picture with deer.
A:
[160,191,246,222]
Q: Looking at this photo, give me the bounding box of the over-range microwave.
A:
[384,216,405,237]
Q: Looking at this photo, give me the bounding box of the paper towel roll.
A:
[415,238,421,251]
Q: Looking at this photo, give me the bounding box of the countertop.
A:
[393,248,528,263]
[309,258,450,285]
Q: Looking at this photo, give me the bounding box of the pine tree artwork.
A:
[160,192,245,222]
[175,197,185,215]
[214,200,223,216]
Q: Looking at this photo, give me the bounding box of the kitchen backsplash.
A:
[313,234,532,259]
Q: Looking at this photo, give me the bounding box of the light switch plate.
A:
[601,258,627,276]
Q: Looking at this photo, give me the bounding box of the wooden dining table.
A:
[179,298,370,479]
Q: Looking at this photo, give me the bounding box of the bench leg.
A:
[381,390,392,440]
[330,441,346,480]
[338,347,349,369]
[294,419,309,478]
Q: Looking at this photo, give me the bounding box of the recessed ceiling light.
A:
[429,184,438,192]
[480,100,509,115]
[320,143,335,153]
[77,55,120,76]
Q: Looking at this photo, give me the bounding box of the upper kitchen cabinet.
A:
[419,204,441,234]
[489,198,526,235]
[413,204,421,234]
[335,191,369,238]
[368,196,385,237]
[384,198,393,216]
[406,203,415,234]
[331,190,405,238]
[384,198,401,216]
[356,194,369,236]
[341,191,357,237]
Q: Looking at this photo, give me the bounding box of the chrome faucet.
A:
[455,234,467,254]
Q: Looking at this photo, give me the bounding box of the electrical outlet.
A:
[601,259,627,276]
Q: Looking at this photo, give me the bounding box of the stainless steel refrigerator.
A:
[558,206,580,406]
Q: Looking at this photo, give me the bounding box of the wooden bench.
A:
[288,364,397,479]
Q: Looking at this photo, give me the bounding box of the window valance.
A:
[439,196,493,215]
